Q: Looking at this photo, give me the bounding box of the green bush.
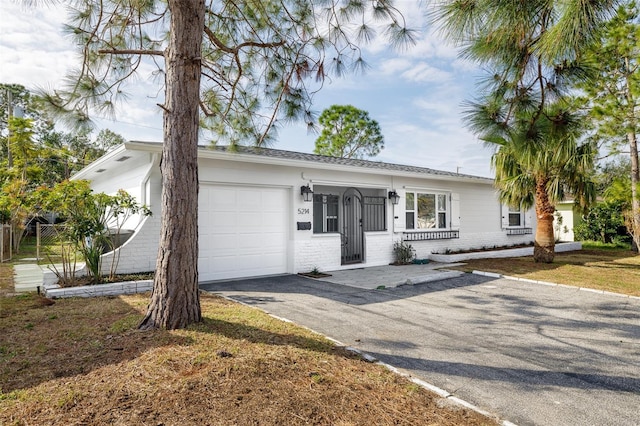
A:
[36,181,151,284]
[574,201,631,244]
[393,241,415,264]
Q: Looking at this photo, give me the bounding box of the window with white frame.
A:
[313,194,339,233]
[405,191,450,230]
[508,206,523,227]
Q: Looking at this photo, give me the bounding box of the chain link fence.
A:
[36,223,70,261]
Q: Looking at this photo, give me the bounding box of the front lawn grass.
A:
[0,261,14,298]
[451,246,639,297]
[0,261,494,425]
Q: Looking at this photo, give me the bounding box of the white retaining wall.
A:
[429,241,582,263]
[412,232,535,260]
[44,280,152,298]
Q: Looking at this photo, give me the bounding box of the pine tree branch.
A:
[98,48,165,56]
[203,27,285,53]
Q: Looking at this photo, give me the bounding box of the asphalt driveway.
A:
[200,273,640,426]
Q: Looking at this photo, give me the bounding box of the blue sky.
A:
[0,2,495,177]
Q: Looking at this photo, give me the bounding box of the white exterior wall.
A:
[89,153,156,232]
[82,144,536,279]
[414,231,534,259]
[80,153,162,276]
[555,204,577,242]
[89,154,151,199]
[99,214,161,274]
[389,179,536,259]
[295,235,342,273]
[365,232,395,266]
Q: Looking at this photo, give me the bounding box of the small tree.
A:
[0,179,34,253]
[314,105,384,159]
[1,84,122,185]
[574,201,629,244]
[604,175,640,247]
[7,117,37,182]
[1,83,54,158]
[94,129,126,152]
[37,181,151,284]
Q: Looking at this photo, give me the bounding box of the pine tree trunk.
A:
[629,129,640,252]
[534,177,556,263]
[624,58,640,253]
[139,0,204,330]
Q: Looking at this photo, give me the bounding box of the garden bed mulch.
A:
[298,272,332,279]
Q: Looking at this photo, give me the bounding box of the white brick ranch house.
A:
[74,141,536,282]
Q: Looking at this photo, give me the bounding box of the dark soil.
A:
[298,272,332,278]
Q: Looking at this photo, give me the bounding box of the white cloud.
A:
[379,58,413,75]
[401,62,452,83]
[0,3,74,88]
[451,57,479,73]
[378,120,474,170]
[405,32,460,61]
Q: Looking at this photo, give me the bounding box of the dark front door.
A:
[342,187,364,264]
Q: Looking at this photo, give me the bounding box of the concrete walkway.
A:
[12,263,44,293]
[11,262,86,295]
[317,262,465,289]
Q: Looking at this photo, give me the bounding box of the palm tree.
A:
[434,0,616,262]
[472,101,596,262]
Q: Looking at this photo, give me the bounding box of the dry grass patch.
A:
[1,290,495,425]
[0,262,14,297]
[452,248,640,296]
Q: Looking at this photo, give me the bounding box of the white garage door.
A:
[198,184,289,281]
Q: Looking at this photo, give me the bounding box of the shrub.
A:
[574,201,630,244]
[393,241,415,264]
[36,181,151,284]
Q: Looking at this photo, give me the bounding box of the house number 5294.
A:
[297,208,310,215]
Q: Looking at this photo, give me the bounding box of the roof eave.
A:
[121,141,494,185]
[71,144,129,181]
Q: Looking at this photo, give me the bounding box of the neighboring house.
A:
[73,141,536,282]
[554,201,582,242]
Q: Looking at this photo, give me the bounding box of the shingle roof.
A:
[204,145,492,182]
[123,141,492,183]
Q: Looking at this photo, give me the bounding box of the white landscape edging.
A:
[472,270,640,300]
[429,242,582,263]
[44,279,153,298]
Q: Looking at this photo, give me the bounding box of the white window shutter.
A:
[501,203,510,229]
[450,192,461,230]
[393,189,406,232]
[525,208,533,228]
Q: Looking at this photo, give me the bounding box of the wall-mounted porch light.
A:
[388,190,400,205]
[301,184,314,202]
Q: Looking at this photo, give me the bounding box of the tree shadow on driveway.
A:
[367,352,640,394]
[201,272,640,425]
[200,273,498,306]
